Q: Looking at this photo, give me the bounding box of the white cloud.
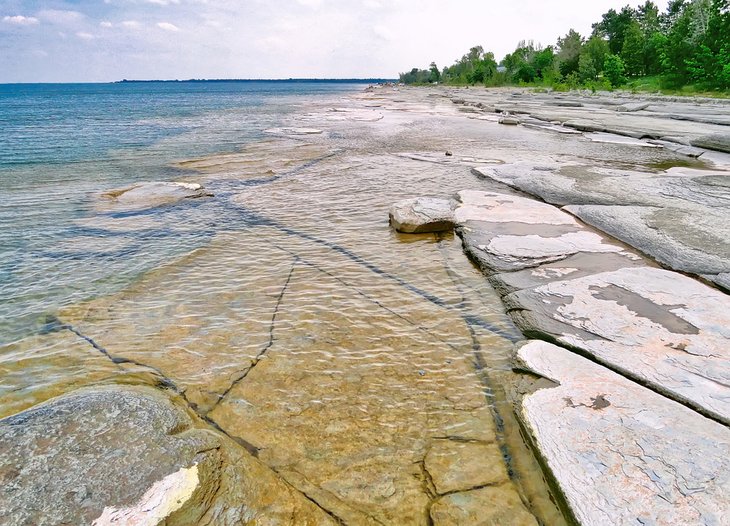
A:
[156,22,180,32]
[100,21,113,28]
[38,10,85,24]
[76,32,95,40]
[146,0,181,5]
[2,15,39,25]
[121,20,142,29]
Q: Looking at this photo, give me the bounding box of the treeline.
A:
[399,0,730,91]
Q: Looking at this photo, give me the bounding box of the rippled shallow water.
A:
[0,81,364,342]
[5,82,700,524]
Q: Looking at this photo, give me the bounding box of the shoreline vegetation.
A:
[400,0,730,97]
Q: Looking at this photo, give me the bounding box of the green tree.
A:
[532,46,556,80]
[621,20,646,75]
[428,62,441,83]
[604,54,627,86]
[583,35,610,74]
[557,29,584,76]
[578,53,597,81]
[645,31,668,74]
[592,6,636,54]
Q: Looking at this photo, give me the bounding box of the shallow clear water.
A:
[0,81,364,342]
[1,83,577,524]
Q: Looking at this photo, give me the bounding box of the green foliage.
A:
[399,0,730,93]
[592,6,636,54]
[578,54,597,82]
[557,29,584,76]
[604,54,628,87]
[621,21,646,76]
[428,62,441,83]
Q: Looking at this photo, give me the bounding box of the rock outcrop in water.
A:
[389,197,455,233]
[99,181,213,211]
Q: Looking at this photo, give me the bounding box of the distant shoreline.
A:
[0,78,397,86]
[115,78,396,84]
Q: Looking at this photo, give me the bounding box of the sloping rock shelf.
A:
[392,189,730,525]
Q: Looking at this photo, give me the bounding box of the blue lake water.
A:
[0,81,366,343]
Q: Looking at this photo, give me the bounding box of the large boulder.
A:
[0,386,337,526]
[389,197,455,233]
[99,181,213,211]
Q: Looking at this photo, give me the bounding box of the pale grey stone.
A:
[389,197,455,233]
[691,133,730,153]
[99,181,212,211]
[507,267,730,424]
[516,340,730,526]
[565,205,730,275]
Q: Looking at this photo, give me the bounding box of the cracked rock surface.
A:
[449,189,730,424]
[516,340,730,526]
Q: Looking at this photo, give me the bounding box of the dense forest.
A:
[399,0,729,92]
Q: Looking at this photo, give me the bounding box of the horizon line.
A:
[0,77,398,85]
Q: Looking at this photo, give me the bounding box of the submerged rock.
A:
[99,181,212,211]
[389,197,455,233]
[516,340,730,526]
[430,485,538,526]
[0,386,337,526]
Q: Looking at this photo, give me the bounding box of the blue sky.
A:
[0,1,667,82]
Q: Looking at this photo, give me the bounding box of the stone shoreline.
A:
[1,84,729,525]
[391,86,730,525]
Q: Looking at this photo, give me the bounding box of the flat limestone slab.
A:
[98,181,212,211]
[473,163,730,279]
[506,267,730,424]
[565,204,730,276]
[516,340,730,526]
[453,190,635,274]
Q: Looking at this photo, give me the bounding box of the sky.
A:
[0,1,668,83]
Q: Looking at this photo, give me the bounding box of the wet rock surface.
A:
[99,181,213,211]
[473,162,730,280]
[447,188,730,425]
[516,340,730,526]
[507,267,730,424]
[0,386,337,526]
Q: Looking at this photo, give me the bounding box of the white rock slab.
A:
[507,266,730,424]
[517,340,730,526]
[454,191,633,273]
[454,191,578,226]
